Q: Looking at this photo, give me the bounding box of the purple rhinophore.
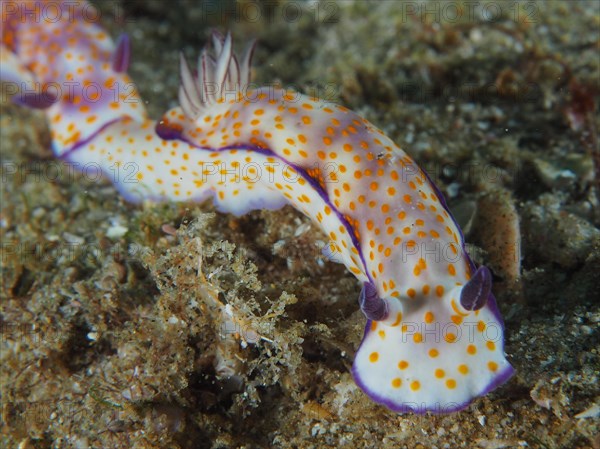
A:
[14,90,57,109]
[155,120,182,140]
[112,34,131,73]
[460,265,492,311]
[359,282,389,321]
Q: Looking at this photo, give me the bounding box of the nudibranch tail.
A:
[3,3,514,413]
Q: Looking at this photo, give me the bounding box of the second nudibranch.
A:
[2,0,513,413]
[1,0,146,156]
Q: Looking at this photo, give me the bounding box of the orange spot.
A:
[467,344,477,355]
[451,315,463,325]
[428,349,439,358]
[488,361,498,372]
[445,333,457,343]
[369,352,379,363]
[446,379,457,389]
[435,369,445,378]
[458,364,469,375]
[398,360,409,370]
[391,378,402,388]
[410,381,420,391]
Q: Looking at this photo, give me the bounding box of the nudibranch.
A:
[2,0,514,413]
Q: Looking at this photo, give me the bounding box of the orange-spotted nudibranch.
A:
[2,0,514,414]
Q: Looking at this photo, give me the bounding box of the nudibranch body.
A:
[153,35,515,413]
[2,0,514,413]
